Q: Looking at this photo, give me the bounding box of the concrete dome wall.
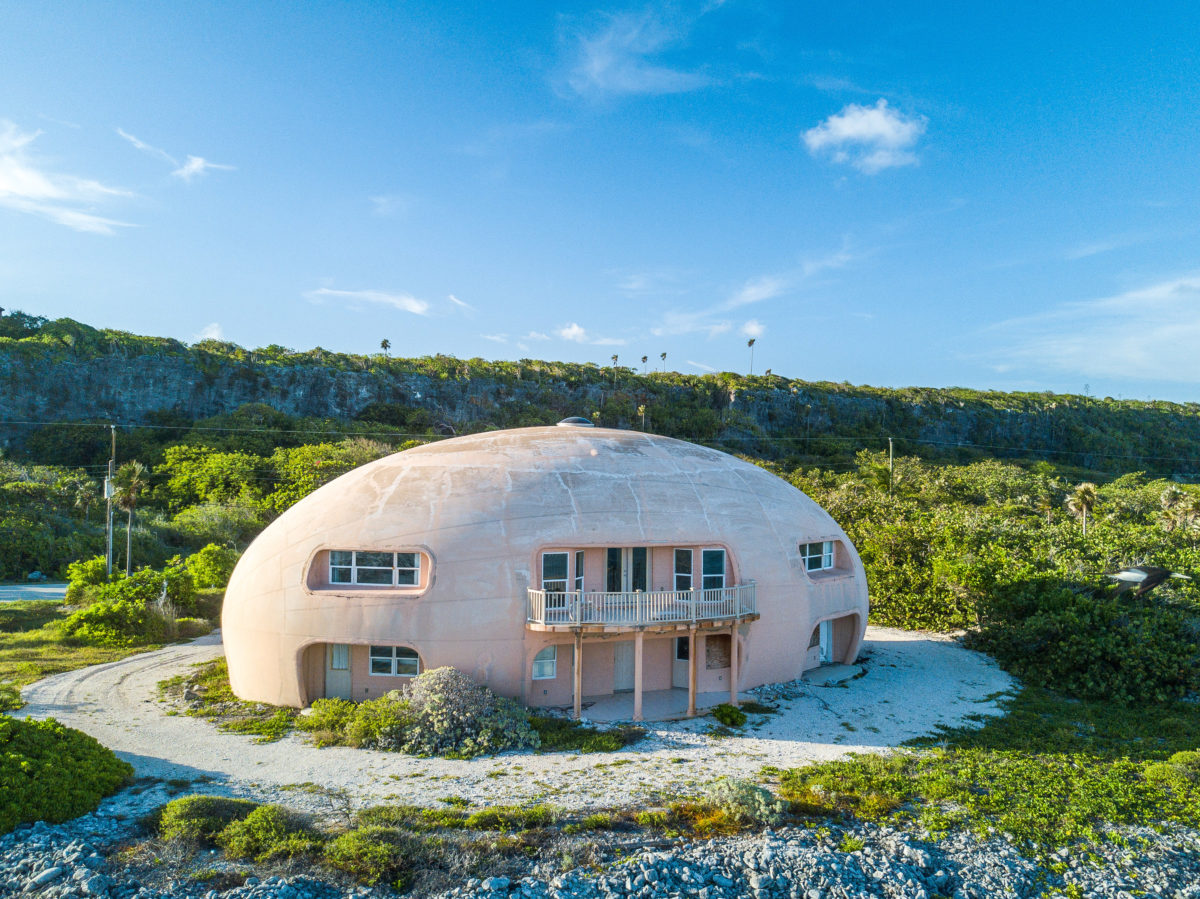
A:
[222,426,869,707]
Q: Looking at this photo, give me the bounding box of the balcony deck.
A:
[527,583,757,632]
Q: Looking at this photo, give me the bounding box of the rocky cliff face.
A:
[2,345,1199,473]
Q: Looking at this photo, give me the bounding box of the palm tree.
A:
[1066,482,1098,536]
[113,461,149,575]
[641,355,648,372]
[610,354,618,388]
[637,404,646,430]
[747,338,756,375]
[70,477,97,521]
[380,339,391,358]
[659,351,667,372]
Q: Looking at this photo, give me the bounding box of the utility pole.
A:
[888,436,894,495]
[104,425,115,577]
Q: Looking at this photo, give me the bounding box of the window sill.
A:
[805,568,854,582]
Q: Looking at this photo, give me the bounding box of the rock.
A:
[482,875,510,892]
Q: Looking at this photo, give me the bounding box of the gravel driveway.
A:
[16,626,1014,813]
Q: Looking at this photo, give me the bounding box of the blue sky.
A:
[3,1,1200,401]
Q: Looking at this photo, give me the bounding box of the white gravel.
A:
[17,626,1014,814]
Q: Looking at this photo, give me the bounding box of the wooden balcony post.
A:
[728,621,739,707]
[687,627,697,717]
[573,631,583,720]
[633,630,644,722]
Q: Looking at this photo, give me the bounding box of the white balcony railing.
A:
[527,583,756,627]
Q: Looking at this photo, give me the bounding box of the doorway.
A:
[613,641,635,692]
[818,620,833,664]
[325,644,352,699]
[606,547,649,592]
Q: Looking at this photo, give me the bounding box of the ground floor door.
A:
[671,635,689,688]
[818,620,833,664]
[613,641,635,692]
[325,644,352,699]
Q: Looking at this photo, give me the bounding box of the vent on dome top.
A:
[556,416,595,428]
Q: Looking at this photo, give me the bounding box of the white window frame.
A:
[329,550,421,586]
[369,645,420,677]
[701,548,726,592]
[800,541,835,572]
[532,645,557,680]
[674,549,693,591]
[574,551,585,593]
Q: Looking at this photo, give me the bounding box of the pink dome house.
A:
[222,422,869,721]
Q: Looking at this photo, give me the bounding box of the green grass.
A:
[157,658,297,743]
[528,715,645,753]
[778,687,1200,851]
[0,600,163,709]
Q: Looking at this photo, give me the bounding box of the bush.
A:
[703,777,787,827]
[174,617,212,640]
[59,598,169,646]
[323,826,424,888]
[712,704,747,728]
[216,804,322,860]
[93,561,198,617]
[398,667,539,758]
[529,715,644,753]
[187,543,240,589]
[0,716,133,835]
[295,698,358,746]
[463,804,554,831]
[65,555,110,604]
[157,795,258,844]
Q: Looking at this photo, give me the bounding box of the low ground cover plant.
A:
[156,795,259,844]
[158,658,297,743]
[0,716,133,835]
[528,714,645,753]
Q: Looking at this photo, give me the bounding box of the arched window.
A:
[532,646,557,680]
[369,645,420,677]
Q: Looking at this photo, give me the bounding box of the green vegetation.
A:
[712,703,748,728]
[217,804,324,861]
[296,667,539,758]
[156,795,260,843]
[528,715,645,753]
[0,716,133,834]
[158,658,297,743]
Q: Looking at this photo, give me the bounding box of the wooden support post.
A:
[687,627,697,717]
[724,619,734,705]
[573,631,583,720]
[633,630,644,722]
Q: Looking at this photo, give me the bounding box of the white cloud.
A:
[0,120,132,234]
[556,322,626,345]
[447,294,474,312]
[803,99,926,174]
[522,330,551,341]
[370,194,410,217]
[727,275,786,308]
[118,128,234,182]
[687,359,717,372]
[982,275,1200,382]
[172,155,235,182]
[562,10,711,97]
[305,287,430,316]
[741,319,765,338]
[195,322,223,341]
[481,333,507,343]
[650,273,787,338]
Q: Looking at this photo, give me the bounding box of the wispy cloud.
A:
[370,194,411,217]
[727,275,786,308]
[740,319,765,338]
[1064,233,1150,261]
[305,287,430,316]
[195,322,223,341]
[556,322,626,345]
[481,333,508,343]
[687,359,717,372]
[982,275,1200,382]
[804,99,927,174]
[0,120,133,234]
[651,273,789,338]
[118,127,234,182]
[522,330,551,341]
[447,294,474,312]
[560,9,711,97]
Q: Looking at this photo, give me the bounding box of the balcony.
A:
[527,583,757,631]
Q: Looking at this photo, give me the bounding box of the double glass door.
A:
[606,547,648,592]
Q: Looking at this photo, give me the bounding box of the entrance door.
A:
[325,644,352,699]
[613,641,635,692]
[671,635,689,688]
[606,547,649,592]
[818,620,833,664]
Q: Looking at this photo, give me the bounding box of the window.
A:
[329,644,350,670]
[542,552,568,592]
[800,541,835,572]
[329,551,421,586]
[674,549,692,591]
[574,551,585,592]
[532,646,557,680]
[701,549,726,591]
[675,636,690,661]
[808,626,821,649]
[369,645,420,677]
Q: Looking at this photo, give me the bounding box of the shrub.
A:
[65,555,110,604]
[345,692,410,750]
[93,561,198,617]
[393,667,539,758]
[295,698,358,746]
[529,715,645,753]
[703,777,787,827]
[323,826,424,888]
[157,795,258,844]
[712,704,747,728]
[217,804,322,860]
[0,716,133,835]
[187,543,240,589]
[59,598,169,646]
[463,804,554,831]
[174,617,212,640]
